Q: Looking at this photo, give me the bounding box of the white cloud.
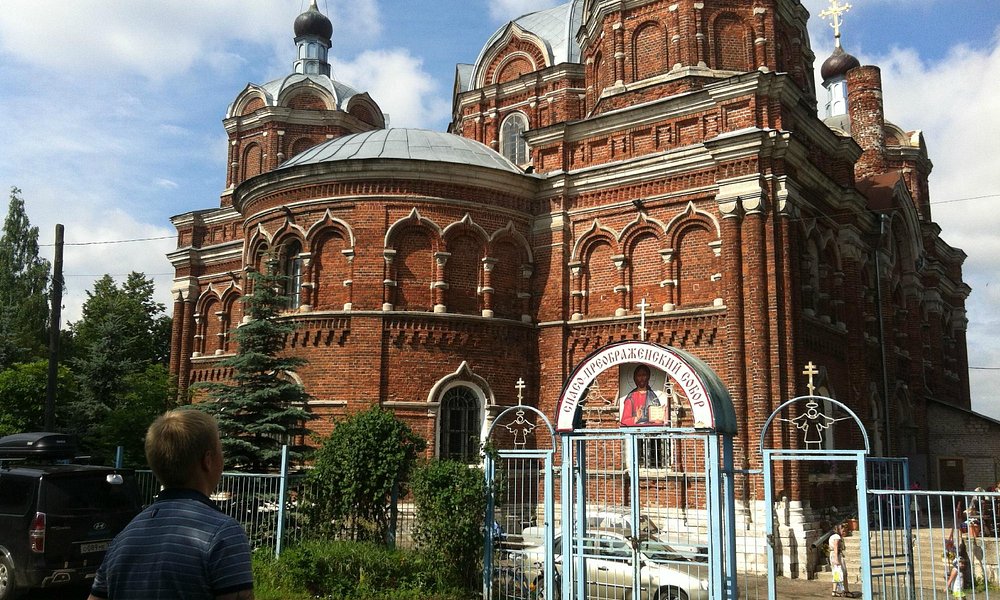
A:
[155,179,179,190]
[0,0,381,82]
[37,207,177,326]
[332,49,450,129]
[486,0,563,22]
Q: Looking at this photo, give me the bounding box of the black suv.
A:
[0,433,140,599]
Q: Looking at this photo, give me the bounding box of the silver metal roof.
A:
[226,74,361,117]
[466,0,583,92]
[279,128,524,174]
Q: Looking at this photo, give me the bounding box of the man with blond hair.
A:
[89,409,254,600]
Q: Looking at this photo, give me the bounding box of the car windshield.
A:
[641,540,689,563]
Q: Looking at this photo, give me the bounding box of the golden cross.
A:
[819,0,852,47]
[515,377,526,406]
[802,361,820,395]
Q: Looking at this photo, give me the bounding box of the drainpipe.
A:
[874,214,891,456]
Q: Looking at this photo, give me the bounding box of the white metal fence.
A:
[132,446,419,557]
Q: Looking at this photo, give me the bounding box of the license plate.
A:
[80,541,108,554]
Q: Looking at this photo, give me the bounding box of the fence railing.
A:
[130,445,418,557]
[867,489,1000,600]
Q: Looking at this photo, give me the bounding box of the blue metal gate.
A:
[760,394,874,600]
[484,404,557,600]
[485,341,744,600]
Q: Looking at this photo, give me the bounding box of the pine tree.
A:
[0,187,51,368]
[197,263,312,471]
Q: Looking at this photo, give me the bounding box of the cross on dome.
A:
[820,0,852,48]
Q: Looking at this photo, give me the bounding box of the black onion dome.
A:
[821,45,861,82]
[294,2,333,41]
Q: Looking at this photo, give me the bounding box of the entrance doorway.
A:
[938,457,965,491]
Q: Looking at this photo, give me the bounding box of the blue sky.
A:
[1,0,999,419]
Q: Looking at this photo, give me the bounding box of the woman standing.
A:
[829,524,859,597]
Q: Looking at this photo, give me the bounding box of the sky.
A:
[1,0,999,419]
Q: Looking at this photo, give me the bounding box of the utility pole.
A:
[45,224,63,431]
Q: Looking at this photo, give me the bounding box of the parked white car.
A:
[519,528,710,600]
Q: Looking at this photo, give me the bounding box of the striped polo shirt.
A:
[90,488,254,599]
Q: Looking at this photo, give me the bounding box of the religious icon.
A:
[618,364,669,426]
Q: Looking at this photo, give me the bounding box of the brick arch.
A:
[312,228,351,311]
[240,96,266,116]
[347,95,385,128]
[495,54,536,84]
[480,33,548,87]
[244,223,275,271]
[196,294,220,357]
[624,227,665,310]
[286,91,328,111]
[349,104,374,125]
[673,223,716,307]
[393,227,435,311]
[632,20,667,81]
[592,50,607,95]
[441,218,488,315]
[820,234,844,324]
[488,234,528,320]
[242,142,264,179]
[579,233,620,317]
[444,226,487,316]
[290,137,318,158]
[710,12,752,72]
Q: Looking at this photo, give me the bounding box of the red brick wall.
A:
[446,233,482,314]
[394,228,434,310]
[313,231,350,310]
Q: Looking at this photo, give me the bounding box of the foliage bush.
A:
[252,540,468,600]
[411,458,489,591]
[308,406,425,542]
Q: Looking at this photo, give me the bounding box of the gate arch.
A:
[759,392,873,600]
[485,340,741,600]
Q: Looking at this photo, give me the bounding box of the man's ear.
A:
[200,448,215,472]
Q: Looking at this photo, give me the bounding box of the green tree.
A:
[0,360,76,436]
[308,406,426,542]
[66,272,173,462]
[69,273,170,365]
[0,187,51,368]
[196,266,312,471]
[411,459,490,591]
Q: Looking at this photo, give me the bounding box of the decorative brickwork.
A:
[169,0,972,495]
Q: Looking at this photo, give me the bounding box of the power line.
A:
[30,192,1000,248]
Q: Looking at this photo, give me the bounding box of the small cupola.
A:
[293,0,333,77]
[818,0,858,118]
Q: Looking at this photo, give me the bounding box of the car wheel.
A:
[654,587,688,600]
[0,555,19,600]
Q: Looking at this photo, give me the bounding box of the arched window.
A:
[439,385,480,463]
[500,113,529,166]
[282,240,304,310]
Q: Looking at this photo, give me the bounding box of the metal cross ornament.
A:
[802,361,820,395]
[820,0,852,47]
[636,297,650,341]
[515,377,526,406]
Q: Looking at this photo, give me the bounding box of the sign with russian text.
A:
[557,341,716,432]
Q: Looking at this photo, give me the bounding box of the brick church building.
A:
[168,0,972,489]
